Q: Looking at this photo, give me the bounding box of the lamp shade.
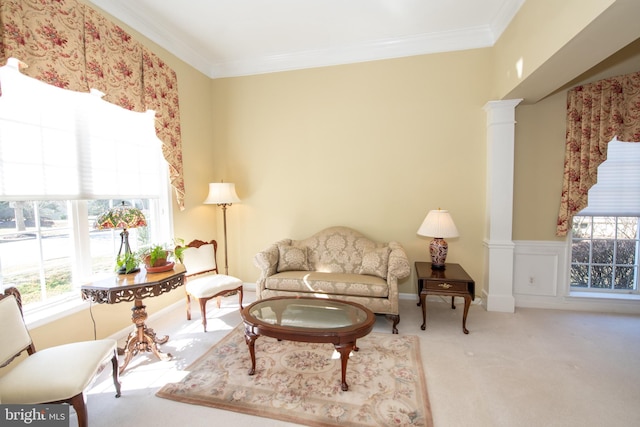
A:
[417,209,459,238]
[203,182,241,205]
[94,201,147,230]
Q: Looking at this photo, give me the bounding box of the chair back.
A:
[181,239,218,277]
[0,294,33,367]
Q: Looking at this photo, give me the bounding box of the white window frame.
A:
[569,215,640,294]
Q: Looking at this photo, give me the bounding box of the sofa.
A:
[253,226,410,333]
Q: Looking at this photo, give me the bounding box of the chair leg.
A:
[237,286,244,309]
[111,352,122,398]
[69,393,88,427]
[186,293,192,320]
[198,298,208,332]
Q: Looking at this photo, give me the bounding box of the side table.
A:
[415,262,475,334]
[81,263,186,373]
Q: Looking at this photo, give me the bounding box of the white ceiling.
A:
[87,0,525,79]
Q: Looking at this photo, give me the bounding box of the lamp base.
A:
[429,238,448,269]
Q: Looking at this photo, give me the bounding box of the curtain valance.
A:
[0,0,185,209]
[556,70,640,236]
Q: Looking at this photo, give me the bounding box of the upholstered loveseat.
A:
[253,226,410,333]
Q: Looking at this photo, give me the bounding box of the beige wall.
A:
[212,50,492,295]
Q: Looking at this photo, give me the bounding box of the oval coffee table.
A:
[241,296,376,391]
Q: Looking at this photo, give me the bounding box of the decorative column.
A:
[482,99,522,313]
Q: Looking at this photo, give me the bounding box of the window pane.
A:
[572,216,592,238]
[617,217,638,239]
[571,240,591,263]
[614,267,635,290]
[2,236,43,304]
[590,265,613,289]
[616,240,637,265]
[592,239,614,264]
[570,265,589,287]
[592,217,616,238]
[41,225,73,299]
[90,228,119,276]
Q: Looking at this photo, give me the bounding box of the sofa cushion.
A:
[265,271,389,298]
[277,245,309,272]
[358,245,391,279]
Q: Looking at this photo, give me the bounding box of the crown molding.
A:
[210,26,495,78]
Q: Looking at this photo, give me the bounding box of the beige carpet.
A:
[157,324,433,427]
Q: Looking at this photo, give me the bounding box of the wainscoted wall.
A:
[514,240,640,314]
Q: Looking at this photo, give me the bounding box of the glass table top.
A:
[246,298,369,330]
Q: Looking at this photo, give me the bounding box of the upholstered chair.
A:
[0,287,121,427]
[181,239,244,332]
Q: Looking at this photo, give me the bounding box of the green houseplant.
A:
[115,251,140,274]
[139,244,172,268]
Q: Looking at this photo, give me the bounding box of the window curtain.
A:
[556,70,640,236]
[0,0,185,209]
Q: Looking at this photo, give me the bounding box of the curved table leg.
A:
[119,300,172,374]
[335,343,356,391]
[243,325,259,375]
[462,295,472,334]
[420,292,427,330]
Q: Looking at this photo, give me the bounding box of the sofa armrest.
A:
[253,239,291,298]
[387,241,410,282]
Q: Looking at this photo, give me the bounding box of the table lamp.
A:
[417,209,459,269]
[204,181,241,275]
[95,201,147,274]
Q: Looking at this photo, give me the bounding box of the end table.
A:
[81,264,186,373]
[415,262,475,334]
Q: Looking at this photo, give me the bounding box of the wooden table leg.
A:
[462,295,471,334]
[119,299,171,374]
[243,325,259,375]
[335,343,355,391]
[420,292,427,330]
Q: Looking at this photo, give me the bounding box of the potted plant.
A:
[139,244,173,268]
[115,251,140,274]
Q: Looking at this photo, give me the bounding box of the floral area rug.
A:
[156,324,433,427]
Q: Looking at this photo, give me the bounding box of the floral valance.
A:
[0,0,185,210]
[556,70,640,236]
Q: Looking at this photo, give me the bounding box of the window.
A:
[0,59,172,312]
[0,198,170,308]
[569,139,640,293]
[571,216,639,292]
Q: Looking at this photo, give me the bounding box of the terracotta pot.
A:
[143,255,168,268]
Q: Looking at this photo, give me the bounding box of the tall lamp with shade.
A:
[417,209,459,269]
[204,182,241,275]
[95,201,147,274]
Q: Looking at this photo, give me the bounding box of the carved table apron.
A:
[81,264,186,373]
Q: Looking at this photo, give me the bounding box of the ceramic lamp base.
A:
[429,238,448,269]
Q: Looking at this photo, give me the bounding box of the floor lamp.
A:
[204,182,241,275]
